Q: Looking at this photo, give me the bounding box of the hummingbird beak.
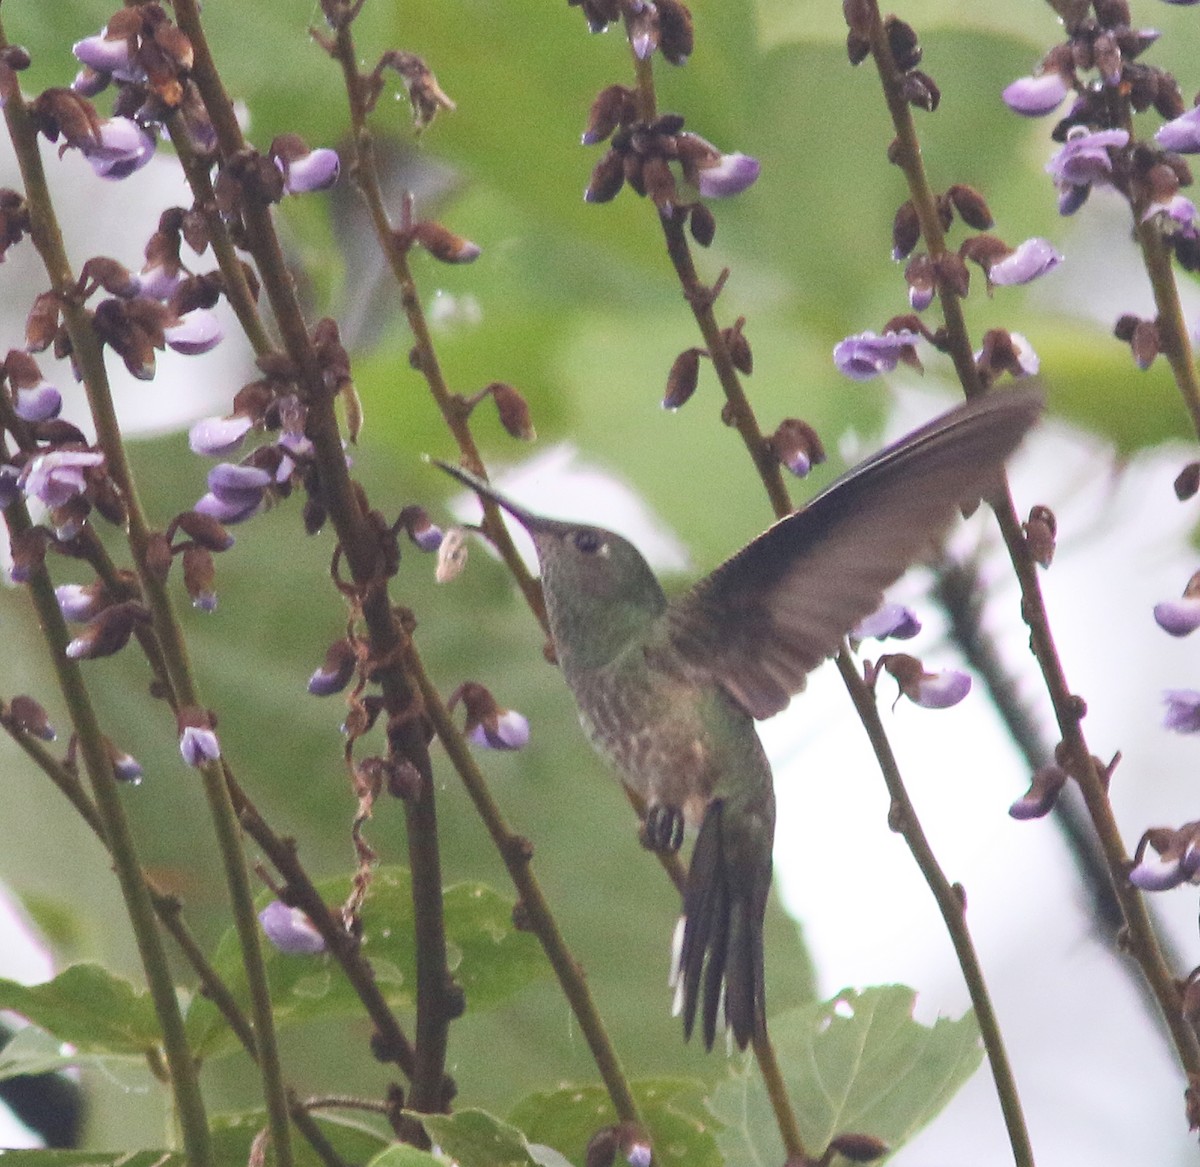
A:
[429,457,546,533]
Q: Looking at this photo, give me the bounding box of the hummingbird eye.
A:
[572,529,605,555]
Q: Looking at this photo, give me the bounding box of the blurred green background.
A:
[3,0,1200,1152]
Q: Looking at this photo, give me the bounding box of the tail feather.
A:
[677,799,769,1050]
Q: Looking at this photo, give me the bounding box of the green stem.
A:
[406,649,647,1136]
[0,500,213,1166]
[0,24,296,1165]
[172,0,455,1116]
[835,650,1035,1167]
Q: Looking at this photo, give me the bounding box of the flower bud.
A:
[449,681,530,750]
[308,637,358,696]
[411,220,481,264]
[172,509,235,553]
[259,901,327,955]
[8,695,56,741]
[1023,505,1056,569]
[884,16,920,70]
[1175,462,1200,501]
[398,505,444,552]
[585,149,626,204]
[181,545,216,612]
[657,0,694,65]
[55,580,109,622]
[829,1133,890,1163]
[488,382,536,441]
[768,418,826,478]
[270,134,341,195]
[688,202,716,247]
[852,602,920,642]
[107,740,144,784]
[945,183,993,230]
[663,348,702,410]
[65,600,150,660]
[582,84,635,146]
[178,709,221,768]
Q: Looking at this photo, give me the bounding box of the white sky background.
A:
[4,141,1200,1162]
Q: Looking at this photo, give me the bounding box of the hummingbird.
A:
[435,387,1041,1051]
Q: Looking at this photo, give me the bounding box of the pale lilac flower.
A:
[468,708,531,751]
[696,152,760,199]
[1008,763,1068,821]
[12,381,62,423]
[55,582,106,622]
[910,668,971,708]
[179,724,221,767]
[1164,689,1200,733]
[832,330,921,381]
[1155,596,1200,637]
[194,491,262,525]
[20,450,104,508]
[208,463,271,505]
[1143,194,1198,238]
[165,309,222,355]
[1009,332,1040,376]
[258,901,327,955]
[81,117,156,180]
[189,415,254,457]
[1046,127,1128,190]
[853,603,921,642]
[135,259,186,302]
[988,237,1063,286]
[1157,106,1200,154]
[72,31,138,79]
[275,148,341,195]
[1128,847,1192,891]
[1002,72,1070,117]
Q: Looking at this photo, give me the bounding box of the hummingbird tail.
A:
[673,799,768,1050]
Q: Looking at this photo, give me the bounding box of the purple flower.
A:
[696,152,760,199]
[1008,763,1068,821]
[1164,689,1200,733]
[1046,127,1128,189]
[19,450,104,509]
[1128,848,1192,891]
[111,750,144,783]
[189,414,254,457]
[1058,182,1090,216]
[259,901,327,955]
[832,330,921,381]
[72,31,138,79]
[12,381,62,423]
[179,724,221,767]
[1143,194,1198,238]
[55,582,106,622]
[308,638,357,697]
[208,462,271,503]
[988,237,1063,286]
[1002,72,1070,117]
[910,668,971,709]
[1157,106,1200,154]
[165,309,222,355]
[135,259,186,302]
[81,118,156,180]
[1154,578,1200,636]
[468,708,531,751]
[194,491,262,525]
[1007,332,1040,377]
[853,603,921,642]
[275,147,341,195]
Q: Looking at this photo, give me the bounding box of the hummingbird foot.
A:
[640,802,685,853]
[674,798,767,1051]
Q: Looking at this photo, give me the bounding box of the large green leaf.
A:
[416,1109,545,1167]
[708,986,983,1165]
[510,1077,722,1167]
[186,866,547,1058]
[0,964,161,1055]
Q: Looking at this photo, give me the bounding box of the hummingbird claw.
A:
[641,803,685,853]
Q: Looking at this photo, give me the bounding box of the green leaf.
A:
[0,1155,183,1167]
[510,1078,722,1167]
[417,1108,540,1167]
[187,866,547,1058]
[213,1107,395,1167]
[709,986,983,1165]
[367,1147,446,1167]
[0,964,161,1054]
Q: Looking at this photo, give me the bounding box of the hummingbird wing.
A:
[664,389,1042,719]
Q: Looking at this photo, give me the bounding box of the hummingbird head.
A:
[432,459,668,668]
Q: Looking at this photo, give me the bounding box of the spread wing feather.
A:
[666,389,1042,719]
